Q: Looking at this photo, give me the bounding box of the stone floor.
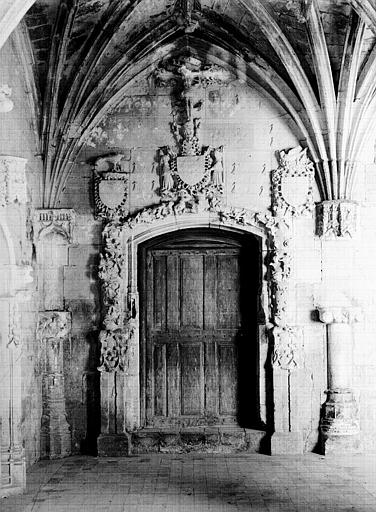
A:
[2,454,376,511]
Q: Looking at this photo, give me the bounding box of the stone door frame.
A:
[97,201,300,454]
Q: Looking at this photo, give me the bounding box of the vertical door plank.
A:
[203,254,217,330]
[217,255,240,328]
[205,341,218,414]
[181,344,203,415]
[166,343,180,417]
[153,255,166,329]
[218,345,237,415]
[166,254,180,329]
[153,344,166,417]
[180,255,204,328]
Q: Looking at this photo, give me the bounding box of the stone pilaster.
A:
[38,311,71,459]
[318,306,362,455]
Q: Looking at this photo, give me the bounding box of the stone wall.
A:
[56,70,329,453]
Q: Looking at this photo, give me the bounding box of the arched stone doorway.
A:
[96,207,284,455]
[138,227,263,446]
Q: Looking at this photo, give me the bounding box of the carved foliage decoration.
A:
[94,154,130,219]
[33,209,76,244]
[0,156,27,207]
[98,223,130,372]
[316,200,358,238]
[98,198,299,371]
[272,146,314,216]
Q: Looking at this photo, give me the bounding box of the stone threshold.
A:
[130,427,269,454]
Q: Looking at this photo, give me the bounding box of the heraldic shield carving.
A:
[94,153,129,219]
[159,108,224,201]
[272,146,314,216]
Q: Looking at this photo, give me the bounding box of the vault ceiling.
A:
[15,0,376,205]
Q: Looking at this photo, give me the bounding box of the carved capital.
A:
[33,209,76,244]
[318,306,362,324]
[316,200,358,238]
[0,156,27,207]
[272,146,314,216]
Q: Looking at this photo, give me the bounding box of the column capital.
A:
[33,208,76,244]
[316,200,358,238]
[318,306,362,324]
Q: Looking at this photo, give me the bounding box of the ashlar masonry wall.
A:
[57,71,328,453]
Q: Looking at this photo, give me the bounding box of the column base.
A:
[97,434,130,457]
[320,432,362,455]
[1,444,26,496]
[270,431,303,455]
[320,389,362,455]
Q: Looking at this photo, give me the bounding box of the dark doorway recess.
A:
[139,227,263,431]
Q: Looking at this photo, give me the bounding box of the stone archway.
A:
[96,200,299,455]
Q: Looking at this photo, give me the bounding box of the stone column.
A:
[38,311,71,458]
[318,306,362,454]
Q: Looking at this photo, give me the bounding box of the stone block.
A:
[270,431,304,455]
[159,432,181,451]
[321,433,363,456]
[97,434,129,457]
[245,429,267,453]
[180,431,206,447]
[63,266,96,300]
[220,428,246,449]
[131,431,160,454]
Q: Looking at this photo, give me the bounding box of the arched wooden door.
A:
[139,228,261,429]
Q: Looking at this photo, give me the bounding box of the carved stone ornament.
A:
[97,223,128,372]
[318,306,363,325]
[33,209,76,244]
[0,156,27,207]
[272,146,314,216]
[272,325,299,371]
[98,329,132,372]
[94,153,131,219]
[0,84,14,112]
[158,112,224,207]
[98,196,299,371]
[173,0,201,33]
[153,55,233,89]
[316,200,358,238]
[38,311,70,342]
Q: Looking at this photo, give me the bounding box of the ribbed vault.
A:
[4,0,376,205]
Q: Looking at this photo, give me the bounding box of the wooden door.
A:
[140,230,259,428]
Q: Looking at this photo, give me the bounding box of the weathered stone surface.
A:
[97,434,129,457]
[270,432,304,455]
